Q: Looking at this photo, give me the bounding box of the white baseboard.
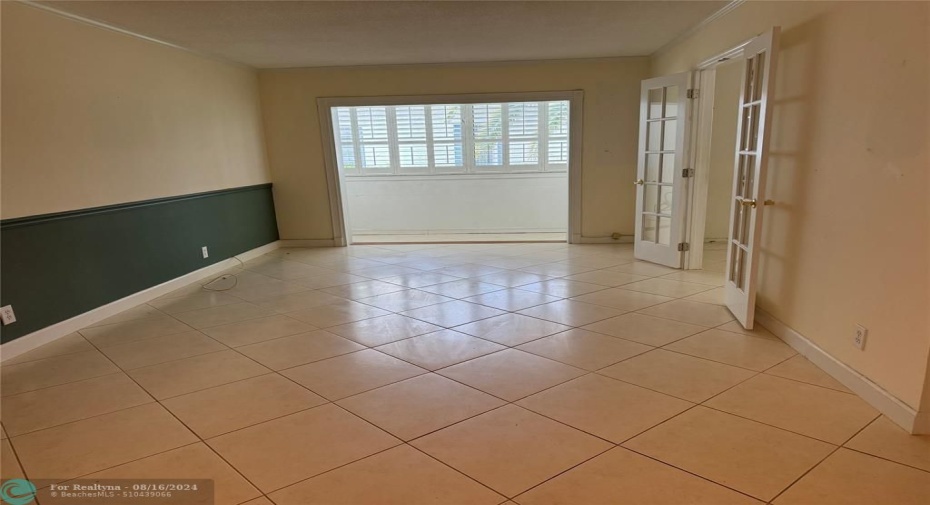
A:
[351,228,567,235]
[755,308,926,434]
[0,241,281,363]
[278,239,337,248]
[573,236,634,244]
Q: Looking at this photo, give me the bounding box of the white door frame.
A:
[317,91,585,246]
[682,38,754,269]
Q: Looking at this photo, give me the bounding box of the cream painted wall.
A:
[1,2,270,219]
[654,1,929,410]
[704,61,741,239]
[258,58,649,240]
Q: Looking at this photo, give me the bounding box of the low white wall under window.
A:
[346,173,568,235]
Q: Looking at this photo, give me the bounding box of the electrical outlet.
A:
[201,246,209,259]
[853,324,868,350]
[0,305,17,325]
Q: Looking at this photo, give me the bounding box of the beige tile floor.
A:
[2,242,929,504]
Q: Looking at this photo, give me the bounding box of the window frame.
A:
[332,100,571,177]
[318,91,584,246]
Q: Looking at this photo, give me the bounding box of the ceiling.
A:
[39,0,728,68]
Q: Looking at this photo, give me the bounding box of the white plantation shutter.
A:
[332,100,569,175]
[431,105,464,171]
[355,107,390,172]
[472,103,504,167]
[508,103,540,166]
[394,106,429,171]
[547,101,570,168]
[334,108,357,173]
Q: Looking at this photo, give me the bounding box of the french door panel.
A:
[724,28,781,329]
[634,72,691,268]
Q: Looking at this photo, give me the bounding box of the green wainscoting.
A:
[0,184,279,343]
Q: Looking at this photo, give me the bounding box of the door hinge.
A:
[682,168,695,178]
[677,242,690,252]
[687,88,700,99]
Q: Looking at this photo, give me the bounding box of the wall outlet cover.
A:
[201,246,209,259]
[1,305,17,325]
[854,324,868,350]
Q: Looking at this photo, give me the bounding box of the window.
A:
[333,100,569,176]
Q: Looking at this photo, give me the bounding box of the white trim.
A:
[352,227,565,235]
[755,308,926,434]
[317,91,584,246]
[682,36,757,271]
[696,38,753,70]
[652,0,748,58]
[574,236,634,244]
[568,91,585,246]
[318,103,350,247]
[16,0,251,70]
[0,241,281,363]
[684,68,717,270]
[278,239,338,248]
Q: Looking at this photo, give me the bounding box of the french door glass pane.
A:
[645,154,660,182]
[664,86,679,117]
[658,186,673,214]
[657,217,671,245]
[644,185,658,213]
[662,119,677,150]
[660,153,676,183]
[643,215,658,242]
[647,122,662,151]
[647,89,664,119]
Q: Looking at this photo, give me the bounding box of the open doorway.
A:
[697,60,743,276]
[635,29,780,328]
[318,92,583,245]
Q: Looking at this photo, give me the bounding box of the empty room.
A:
[1,1,928,504]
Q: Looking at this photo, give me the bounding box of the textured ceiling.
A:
[39,1,728,68]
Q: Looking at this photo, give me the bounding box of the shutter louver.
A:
[332,100,568,175]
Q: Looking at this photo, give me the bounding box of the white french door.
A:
[634,72,692,267]
[724,28,781,329]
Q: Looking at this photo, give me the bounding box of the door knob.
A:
[634,179,645,186]
[740,198,758,208]
[764,199,775,206]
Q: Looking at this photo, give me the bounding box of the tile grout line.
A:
[9,245,877,503]
[619,441,768,503]
[65,345,271,502]
[764,412,881,504]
